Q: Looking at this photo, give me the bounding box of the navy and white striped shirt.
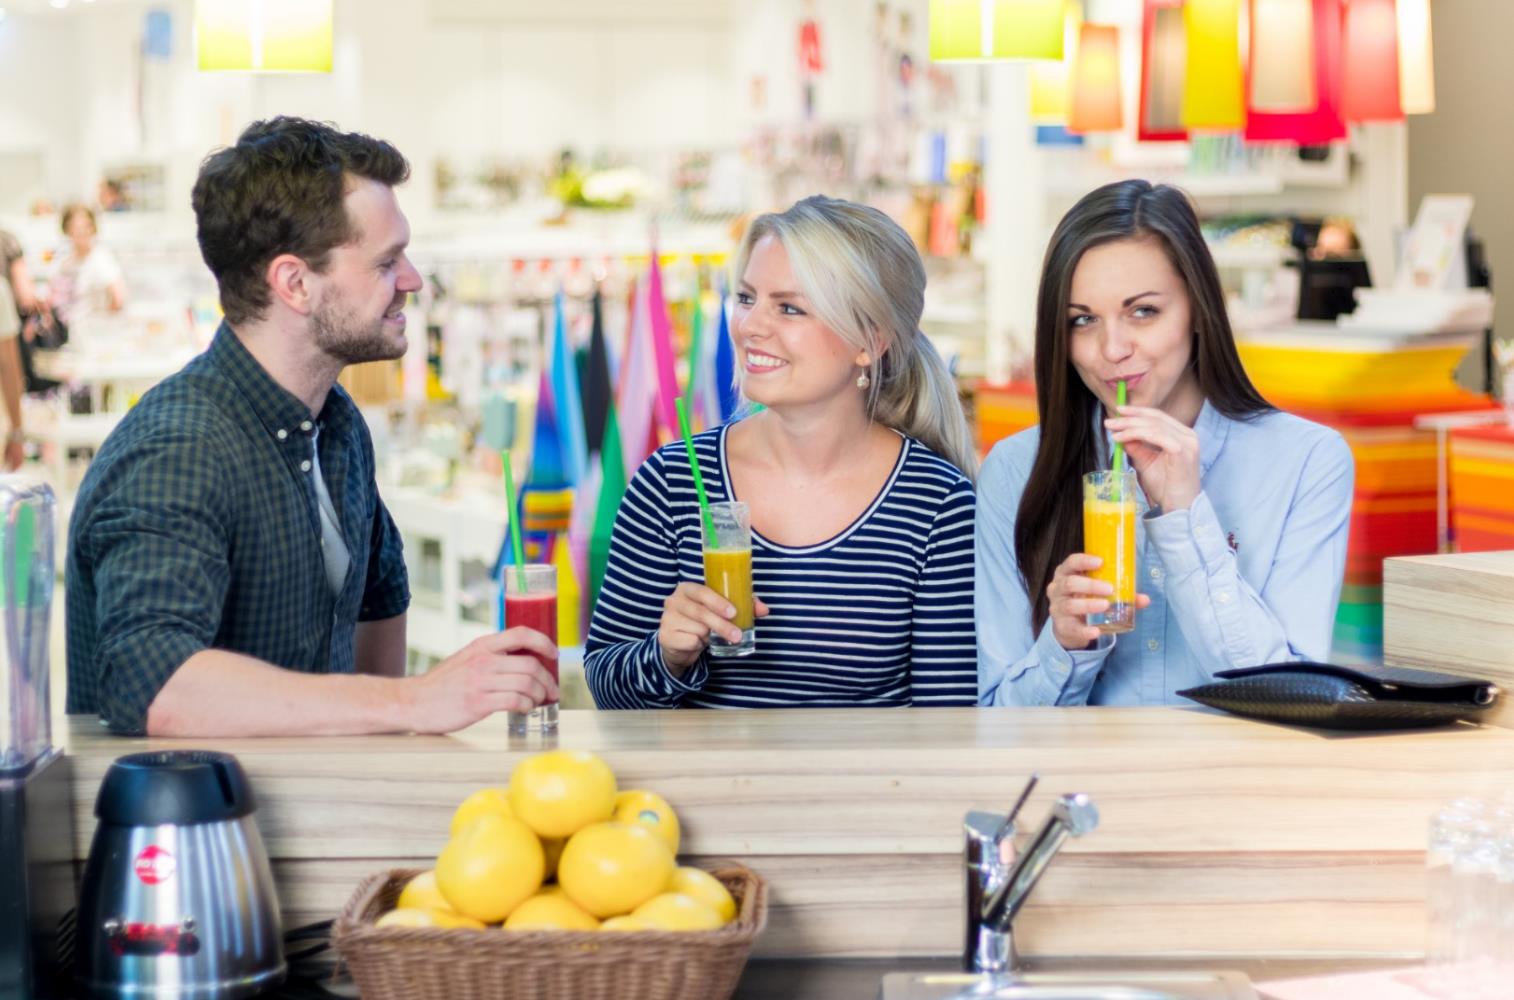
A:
[585,422,978,708]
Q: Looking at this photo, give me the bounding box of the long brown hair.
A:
[1016,180,1271,631]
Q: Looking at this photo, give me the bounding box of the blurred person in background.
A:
[0,229,35,468]
[50,203,126,328]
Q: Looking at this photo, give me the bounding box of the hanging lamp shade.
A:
[196,0,334,73]
[1029,1,1083,123]
[1249,0,1315,112]
[1246,0,1347,144]
[1068,23,1123,134]
[1181,0,1245,130]
[929,0,1064,62]
[1396,0,1435,114]
[1139,0,1186,141]
[1340,0,1402,121]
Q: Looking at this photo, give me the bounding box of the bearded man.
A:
[67,117,557,736]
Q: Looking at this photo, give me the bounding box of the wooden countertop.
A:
[61,707,1514,960]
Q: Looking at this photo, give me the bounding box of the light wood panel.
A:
[1384,551,1514,729]
[269,853,1426,958]
[61,708,1509,959]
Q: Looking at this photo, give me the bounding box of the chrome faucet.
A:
[963,787,1100,975]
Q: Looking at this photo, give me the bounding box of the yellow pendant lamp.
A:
[1029,1,1083,124]
[929,0,1065,62]
[196,0,334,73]
[1181,0,1245,130]
[1396,0,1435,114]
[1249,0,1315,113]
[1068,23,1123,134]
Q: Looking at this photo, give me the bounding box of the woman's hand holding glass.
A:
[658,583,771,675]
[1046,553,1152,651]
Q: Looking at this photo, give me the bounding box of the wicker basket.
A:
[333,865,768,1000]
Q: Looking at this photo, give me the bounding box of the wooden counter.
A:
[60,708,1514,960]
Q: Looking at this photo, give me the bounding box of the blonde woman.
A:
[586,196,977,709]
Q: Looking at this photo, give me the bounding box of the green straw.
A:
[501,450,527,592]
[1112,379,1128,475]
[675,397,717,547]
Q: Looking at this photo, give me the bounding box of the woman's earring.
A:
[856,372,871,390]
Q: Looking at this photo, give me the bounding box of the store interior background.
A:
[0,0,1509,687]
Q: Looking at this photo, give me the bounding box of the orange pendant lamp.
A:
[1340,0,1403,121]
[1182,0,1246,131]
[1396,0,1435,114]
[929,0,1065,62]
[1139,0,1187,141]
[1068,23,1123,134]
[1249,0,1316,112]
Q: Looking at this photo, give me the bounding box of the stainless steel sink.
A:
[879,969,1258,1000]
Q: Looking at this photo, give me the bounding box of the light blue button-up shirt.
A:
[976,402,1355,706]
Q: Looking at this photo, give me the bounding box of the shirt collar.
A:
[208,322,354,442]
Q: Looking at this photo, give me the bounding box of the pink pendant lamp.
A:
[1340,0,1403,121]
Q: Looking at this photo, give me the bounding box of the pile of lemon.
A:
[376,750,737,933]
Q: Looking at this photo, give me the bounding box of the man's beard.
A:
[312,292,406,366]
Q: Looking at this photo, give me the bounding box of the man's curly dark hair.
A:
[191,116,410,326]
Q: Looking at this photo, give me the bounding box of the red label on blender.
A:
[134,845,176,885]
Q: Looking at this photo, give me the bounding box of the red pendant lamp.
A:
[1340,0,1403,121]
[1246,0,1346,144]
[1139,0,1187,141]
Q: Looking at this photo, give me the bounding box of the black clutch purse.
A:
[1177,661,1501,730]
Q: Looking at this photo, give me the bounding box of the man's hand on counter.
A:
[400,628,560,734]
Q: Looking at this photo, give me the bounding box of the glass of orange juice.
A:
[703,501,756,657]
[1082,470,1137,634]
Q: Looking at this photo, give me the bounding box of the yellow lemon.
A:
[542,837,565,880]
[600,915,647,931]
[396,870,451,912]
[375,907,485,930]
[631,892,724,931]
[557,821,675,918]
[613,789,681,856]
[508,751,617,839]
[503,890,600,931]
[435,813,545,923]
[450,787,513,837]
[668,867,737,924]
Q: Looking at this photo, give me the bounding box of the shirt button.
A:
[300,421,313,432]
[1216,592,1231,604]
[1146,639,1160,652]
[276,429,288,440]
[1150,567,1163,581]
[301,460,312,472]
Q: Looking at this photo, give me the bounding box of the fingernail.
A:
[726,605,736,618]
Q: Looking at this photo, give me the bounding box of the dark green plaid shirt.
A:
[66,324,410,734]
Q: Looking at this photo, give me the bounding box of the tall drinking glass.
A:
[502,564,558,734]
[702,501,756,657]
[1082,470,1136,634]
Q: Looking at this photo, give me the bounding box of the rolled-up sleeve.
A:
[83,428,233,734]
